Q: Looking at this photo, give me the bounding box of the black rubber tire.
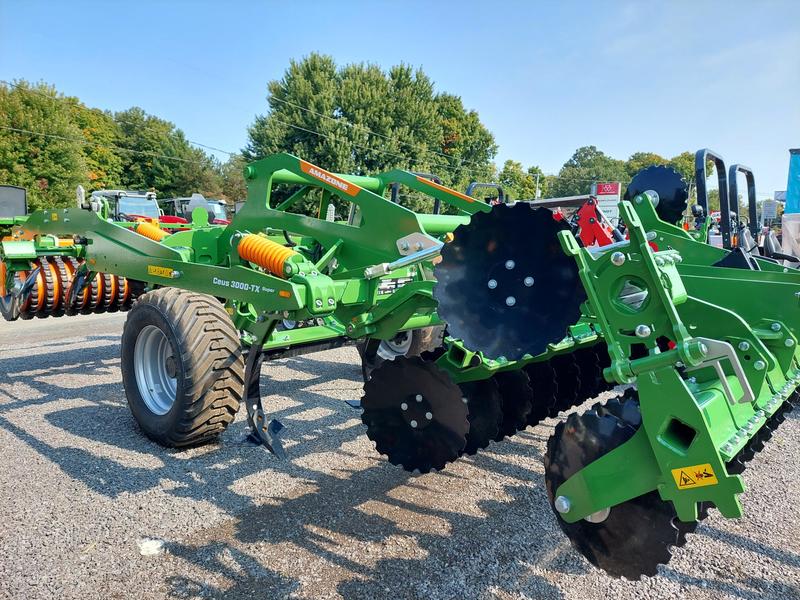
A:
[358,325,445,382]
[121,287,245,447]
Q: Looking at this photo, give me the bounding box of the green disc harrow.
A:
[1,148,797,579]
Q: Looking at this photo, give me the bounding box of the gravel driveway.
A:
[1,313,798,599]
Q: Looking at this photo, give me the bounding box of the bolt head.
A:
[786,338,795,347]
[554,496,571,514]
[699,342,709,355]
[524,276,534,287]
[754,360,766,371]
[505,260,515,270]
[415,394,423,402]
[505,296,516,307]
[400,402,408,411]
[772,322,782,332]
[327,298,335,306]
[315,299,323,307]
[462,397,468,404]
[610,252,625,266]
[738,341,750,351]
[635,324,651,338]
[487,279,498,289]
[415,242,424,251]
[400,242,410,251]
[425,412,433,420]
[410,420,418,428]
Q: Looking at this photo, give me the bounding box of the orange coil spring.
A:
[134,221,169,242]
[237,234,297,277]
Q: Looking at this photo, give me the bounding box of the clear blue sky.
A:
[1,0,798,196]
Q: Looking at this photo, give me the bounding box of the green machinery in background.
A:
[0,149,797,580]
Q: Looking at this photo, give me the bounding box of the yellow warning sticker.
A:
[671,463,719,489]
[147,265,173,278]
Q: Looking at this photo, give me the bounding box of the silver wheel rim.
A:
[377,331,413,361]
[134,325,178,415]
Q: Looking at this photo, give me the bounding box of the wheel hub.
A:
[133,325,178,416]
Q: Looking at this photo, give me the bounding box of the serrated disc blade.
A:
[492,370,534,440]
[544,403,682,580]
[434,203,586,360]
[361,356,468,473]
[459,378,503,455]
[523,360,557,425]
[624,165,689,225]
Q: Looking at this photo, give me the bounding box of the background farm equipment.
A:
[1,149,798,581]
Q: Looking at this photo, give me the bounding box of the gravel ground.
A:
[0,313,799,600]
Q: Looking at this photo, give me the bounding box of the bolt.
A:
[415,394,423,402]
[315,299,323,307]
[327,298,335,306]
[699,342,709,355]
[415,242,424,251]
[425,412,433,420]
[170,270,182,279]
[505,296,516,307]
[400,241,410,251]
[738,341,750,351]
[786,338,795,347]
[635,324,651,338]
[772,322,782,332]
[311,270,319,276]
[655,257,665,267]
[673,254,683,263]
[487,279,498,289]
[400,402,408,411]
[524,276,534,287]
[410,420,418,428]
[611,252,625,266]
[505,260,515,270]
[722,444,732,454]
[554,496,571,514]
[462,397,468,404]
[754,360,766,371]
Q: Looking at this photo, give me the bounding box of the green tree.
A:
[245,53,497,214]
[0,81,87,209]
[65,99,123,191]
[625,152,667,178]
[219,154,247,202]
[549,146,627,197]
[115,107,222,198]
[497,160,547,200]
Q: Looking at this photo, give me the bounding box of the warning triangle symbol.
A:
[679,470,696,487]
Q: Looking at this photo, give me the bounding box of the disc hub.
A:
[399,393,434,430]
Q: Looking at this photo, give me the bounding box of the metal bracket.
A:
[396,232,440,256]
[684,337,755,405]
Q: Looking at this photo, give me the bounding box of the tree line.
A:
[1,55,707,213]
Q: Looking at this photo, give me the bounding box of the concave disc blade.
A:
[549,354,581,415]
[361,356,468,473]
[434,203,586,360]
[523,360,557,426]
[544,400,686,580]
[459,378,503,455]
[492,370,534,440]
[573,345,603,402]
[624,165,689,225]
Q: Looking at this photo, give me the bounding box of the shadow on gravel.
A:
[3,339,798,599]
